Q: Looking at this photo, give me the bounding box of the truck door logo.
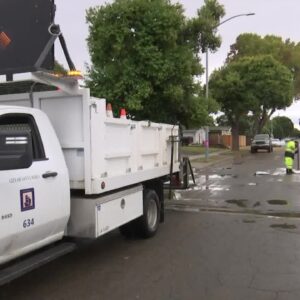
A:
[20,188,35,212]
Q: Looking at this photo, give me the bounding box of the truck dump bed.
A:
[0,88,179,194]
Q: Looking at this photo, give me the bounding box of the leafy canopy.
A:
[210,55,293,149]
[86,0,224,127]
[265,116,294,139]
[224,33,296,134]
[227,33,300,99]
[216,114,254,136]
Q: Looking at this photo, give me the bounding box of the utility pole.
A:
[205,49,209,161]
[270,119,273,137]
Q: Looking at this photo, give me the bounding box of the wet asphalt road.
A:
[2,148,300,300]
[172,148,300,216]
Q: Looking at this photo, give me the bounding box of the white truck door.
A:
[0,112,69,264]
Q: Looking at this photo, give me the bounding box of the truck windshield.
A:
[254,134,269,140]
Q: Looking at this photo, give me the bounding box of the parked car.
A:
[271,138,285,147]
[251,134,273,153]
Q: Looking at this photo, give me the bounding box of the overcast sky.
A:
[55,0,300,125]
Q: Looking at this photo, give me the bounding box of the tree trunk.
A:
[257,109,267,134]
[231,121,240,151]
[256,108,275,134]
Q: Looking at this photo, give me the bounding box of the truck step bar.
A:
[0,242,76,286]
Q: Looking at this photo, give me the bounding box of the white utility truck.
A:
[0,74,179,284]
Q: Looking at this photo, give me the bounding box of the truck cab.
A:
[0,106,70,265]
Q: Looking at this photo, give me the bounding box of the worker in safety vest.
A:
[284,140,298,174]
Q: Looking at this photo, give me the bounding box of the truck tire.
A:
[136,189,160,238]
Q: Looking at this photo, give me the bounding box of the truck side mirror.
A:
[0,129,33,170]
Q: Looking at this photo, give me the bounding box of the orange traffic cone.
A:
[106,103,113,118]
[120,108,127,119]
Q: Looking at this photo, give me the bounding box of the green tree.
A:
[86,0,224,127]
[265,116,294,139]
[210,55,293,150]
[227,33,300,99]
[293,128,300,138]
[226,34,296,132]
[249,57,293,134]
[216,114,254,136]
[215,114,229,127]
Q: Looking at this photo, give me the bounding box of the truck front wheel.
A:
[136,189,160,238]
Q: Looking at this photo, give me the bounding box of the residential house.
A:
[182,128,206,145]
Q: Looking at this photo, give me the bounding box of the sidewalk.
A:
[182,147,250,170]
[182,150,233,170]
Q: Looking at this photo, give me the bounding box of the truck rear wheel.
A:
[136,189,160,238]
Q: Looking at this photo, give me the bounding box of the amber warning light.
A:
[67,70,83,79]
[0,31,12,49]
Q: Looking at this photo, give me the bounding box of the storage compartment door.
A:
[96,188,143,237]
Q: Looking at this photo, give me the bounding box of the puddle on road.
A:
[173,191,183,200]
[272,168,286,176]
[253,168,289,177]
[187,183,231,192]
[226,199,262,209]
[267,200,288,205]
[254,169,287,176]
[188,173,238,189]
[226,199,248,208]
[208,174,236,179]
[264,212,300,218]
[270,223,297,229]
[208,185,230,191]
[185,173,239,192]
[168,205,200,213]
[254,171,270,176]
[243,219,256,224]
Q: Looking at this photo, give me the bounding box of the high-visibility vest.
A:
[285,140,296,159]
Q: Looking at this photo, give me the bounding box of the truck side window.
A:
[0,113,46,161]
